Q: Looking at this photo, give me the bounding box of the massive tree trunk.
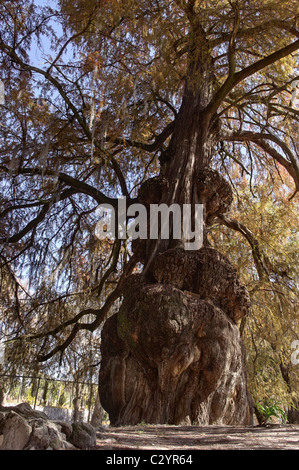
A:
[99,42,254,425]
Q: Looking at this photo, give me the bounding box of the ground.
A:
[95,424,299,450]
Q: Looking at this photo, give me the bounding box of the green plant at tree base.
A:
[255,399,288,426]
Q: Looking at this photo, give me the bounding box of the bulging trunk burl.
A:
[99,167,253,426]
[99,50,254,425]
[99,249,253,425]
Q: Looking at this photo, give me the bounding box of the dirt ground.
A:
[95,424,299,450]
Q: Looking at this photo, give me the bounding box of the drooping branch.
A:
[0,39,93,135]
[46,7,98,74]
[0,253,29,327]
[0,37,175,184]
[0,165,120,208]
[214,215,271,281]
[0,200,46,219]
[218,78,299,120]
[35,252,138,363]
[227,2,240,78]
[94,239,121,297]
[0,187,75,243]
[220,131,299,194]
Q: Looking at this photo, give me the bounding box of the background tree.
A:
[210,159,298,416]
[0,0,298,424]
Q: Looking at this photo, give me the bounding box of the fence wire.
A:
[0,374,103,424]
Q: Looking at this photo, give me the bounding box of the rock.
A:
[0,402,48,421]
[27,419,77,450]
[16,402,49,420]
[63,439,77,450]
[53,420,73,440]
[1,411,32,450]
[0,403,80,450]
[27,421,57,450]
[70,422,97,450]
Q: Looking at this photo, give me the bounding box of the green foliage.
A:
[209,165,298,409]
[255,399,288,425]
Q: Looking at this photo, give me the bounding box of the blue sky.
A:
[30,0,63,66]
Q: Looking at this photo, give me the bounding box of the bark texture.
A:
[99,254,252,425]
[99,42,254,425]
[99,173,253,426]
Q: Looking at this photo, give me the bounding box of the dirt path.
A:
[95,424,299,450]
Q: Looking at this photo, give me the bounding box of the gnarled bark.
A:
[99,44,254,425]
[99,261,253,425]
[99,165,253,425]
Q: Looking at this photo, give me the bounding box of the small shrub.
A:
[255,399,288,425]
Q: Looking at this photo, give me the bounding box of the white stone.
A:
[2,411,32,450]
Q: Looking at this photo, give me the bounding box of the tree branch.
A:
[36,252,138,362]
[214,215,271,281]
[0,165,120,207]
[46,8,98,74]
[220,130,299,192]
[211,19,299,47]
[206,39,299,116]
[106,120,175,153]
[0,40,91,136]
[227,2,240,78]
[0,188,74,244]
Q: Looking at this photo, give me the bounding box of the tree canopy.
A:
[0,0,298,406]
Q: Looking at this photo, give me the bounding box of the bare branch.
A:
[46,8,97,74]
[0,40,90,135]
[227,2,240,77]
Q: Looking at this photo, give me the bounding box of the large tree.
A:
[0,0,298,424]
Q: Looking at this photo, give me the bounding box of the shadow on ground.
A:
[95,424,299,450]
